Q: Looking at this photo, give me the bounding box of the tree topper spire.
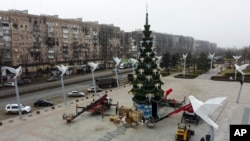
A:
[146,3,148,25]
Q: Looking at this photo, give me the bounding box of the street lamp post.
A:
[182,54,188,77]
[155,56,162,70]
[113,57,121,88]
[129,58,138,73]
[235,63,249,103]
[209,53,215,77]
[56,64,68,106]
[3,66,23,119]
[88,62,98,96]
[233,55,241,80]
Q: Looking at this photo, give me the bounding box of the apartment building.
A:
[194,40,217,55]
[0,9,217,73]
[99,24,123,68]
[0,10,125,72]
[123,30,143,59]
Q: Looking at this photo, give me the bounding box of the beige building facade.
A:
[0,10,217,74]
[0,10,119,72]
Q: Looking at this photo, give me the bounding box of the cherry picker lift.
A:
[63,94,118,123]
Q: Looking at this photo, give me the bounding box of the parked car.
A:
[0,84,3,88]
[17,80,24,85]
[22,79,32,84]
[67,90,85,97]
[5,104,32,114]
[34,99,53,107]
[4,82,15,87]
[87,86,103,92]
[47,77,58,82]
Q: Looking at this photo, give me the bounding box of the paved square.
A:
[0,75,249,141]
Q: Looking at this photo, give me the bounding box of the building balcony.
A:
[73,31,78,34]
[46,37,55,46]
[63,31,69,34]
[48,49,55,53]
[33,26,41,31]
[63,33,68,38]
[62,25,69,29]
[63,40,68,44]
[31,48,41,53]
[4,54,11,59]
[63,44,68,47]
[62,50,69,54]
[33,42,41,48]
[74,55,80,58]
[34,34,41,38]
[48,55,54,59]
[48,34,54,38]
[0,42,4,46]
[73,36,78,39]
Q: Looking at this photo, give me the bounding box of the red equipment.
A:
[63,94,118,122]
[155,104,192,123]
[160,88,186,107]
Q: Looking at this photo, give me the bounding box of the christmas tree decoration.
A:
[128,11,164,119]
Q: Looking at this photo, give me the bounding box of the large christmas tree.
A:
[128,12,164,119]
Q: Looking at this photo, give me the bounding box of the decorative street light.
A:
[56,64,69,106]
[2,66,23,119]
[155,56,162,69]
[113,57,121,88]
[129,58,138,73]
[235,63,249,103]
[189,95,227,141]
[208,53,215,77]
[233,55,241,80]
[88,62,98,96]
[182,54,188,77]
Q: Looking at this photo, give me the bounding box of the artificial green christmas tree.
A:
[128,12,164,119]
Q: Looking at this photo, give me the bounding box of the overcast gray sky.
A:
[1,0,250,48]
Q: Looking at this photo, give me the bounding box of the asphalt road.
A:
[0,69,131,109]
[0,81,92,108]
[0,68,132,97]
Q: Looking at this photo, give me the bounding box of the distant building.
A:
[0,9,217,73]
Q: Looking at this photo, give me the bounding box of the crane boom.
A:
[154,104,192,123]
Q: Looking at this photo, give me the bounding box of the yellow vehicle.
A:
[175,123,195,141]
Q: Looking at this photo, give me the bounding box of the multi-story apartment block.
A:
[152,32,194,57]
[0,11,12,66]
[152,32,171,56]
[194,40,217,55]
[123,30,143,58]
[0,10,105,72]
[0,9,217,74]
[99,24,123,68]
